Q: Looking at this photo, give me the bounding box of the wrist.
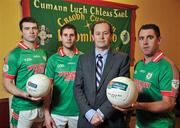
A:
[44,110,50,116]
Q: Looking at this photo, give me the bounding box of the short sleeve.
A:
[160,63,179,97]
[45,57,55,81]
[3,53,18,79]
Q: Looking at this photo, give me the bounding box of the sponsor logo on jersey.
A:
[59,71,76,81]
[28,64,45,74]
[134,79,151,92]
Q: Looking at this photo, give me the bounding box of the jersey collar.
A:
[18,41,39,50]
[58,47,80,57]
[142,51,164,62]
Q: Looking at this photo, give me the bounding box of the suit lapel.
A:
[87,50,97,96]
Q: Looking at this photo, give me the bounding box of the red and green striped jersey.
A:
[3,41,47,110]
[134,51,179,128]
[45,47,82,116]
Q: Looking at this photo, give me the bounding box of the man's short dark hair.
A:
[90,20,113,35]
[19,17,38,31]
[138,24,161,38]
[60,24,77,37]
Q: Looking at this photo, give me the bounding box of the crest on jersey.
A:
[146,72,152,79]
[38,25,52,45]
[3,64,9,72]
[172,79,179,89]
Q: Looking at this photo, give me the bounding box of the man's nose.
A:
[100,33,104,39]
[67,35,71,40]
[29,28,34,33]
[143,38,148,45]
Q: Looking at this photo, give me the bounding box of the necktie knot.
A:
[97,54,103,59]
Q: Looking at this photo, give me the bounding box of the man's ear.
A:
[60,36,62,42]
[92,35,95,41]
[158,37,162,45]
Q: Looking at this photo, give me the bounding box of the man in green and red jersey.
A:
[3,17,46,128]
[114,24,179,128]
[44,24,81,128]
[133,24,179,128]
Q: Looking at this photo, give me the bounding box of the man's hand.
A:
[112,103,136,112]
[90,112,104,126]
[44,112,56,128]
[23,92,42,101]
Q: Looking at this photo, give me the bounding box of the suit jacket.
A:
[74,49,130,128]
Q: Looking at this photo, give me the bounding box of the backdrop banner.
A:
[21,0,138,65]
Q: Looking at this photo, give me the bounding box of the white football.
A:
[26,74,51,97]
[106,77,138,108]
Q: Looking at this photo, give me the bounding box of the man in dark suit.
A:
[74,20,130,128]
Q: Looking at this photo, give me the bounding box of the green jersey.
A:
[46,47,81,116]
[3,41,47,110]
[134,51,179,128]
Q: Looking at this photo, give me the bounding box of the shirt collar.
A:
[58,47,80,57]
[18,40,39,50]
[95,48,109,57]
[142,51,164,62]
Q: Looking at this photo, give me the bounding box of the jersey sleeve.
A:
[45,57,55,81]
[160,63,179,97]
[3,52,19,79]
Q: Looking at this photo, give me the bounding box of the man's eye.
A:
[24,27,29,30]
[139,37,143,41]
[70,34,75,37]
[32,27,38,30]
[104,32,109,35]
[95,33,100,35]
[148,36,154,39]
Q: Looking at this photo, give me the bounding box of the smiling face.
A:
[138,29,161,58]
[21,22,39,44]
[92,23,112,51]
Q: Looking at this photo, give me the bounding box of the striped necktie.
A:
[96,54,103,89]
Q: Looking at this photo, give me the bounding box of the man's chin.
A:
[29,41,36,43]
[144,53,155,57]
